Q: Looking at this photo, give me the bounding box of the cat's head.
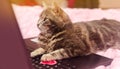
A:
[37,1,73,33]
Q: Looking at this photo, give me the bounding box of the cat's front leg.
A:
[41,48,69,61]
[31,48,45,57]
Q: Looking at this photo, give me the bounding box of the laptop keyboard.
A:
[31,55,76,69]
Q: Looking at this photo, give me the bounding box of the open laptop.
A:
[0,0,112,69]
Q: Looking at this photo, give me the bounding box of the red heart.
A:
[40,60,57,65]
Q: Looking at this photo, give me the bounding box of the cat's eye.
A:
[37,17,48,27]
[37,18,44,24]
[43,17,47,21]
[43,19,51,25]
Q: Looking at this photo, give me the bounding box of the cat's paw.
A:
[41,54,55,61]
[31,48,45,57]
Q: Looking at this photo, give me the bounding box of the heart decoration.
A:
[40,60,57,65]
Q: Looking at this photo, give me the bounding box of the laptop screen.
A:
[0,0,33,69]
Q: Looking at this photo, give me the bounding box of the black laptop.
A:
[0,0,112,69]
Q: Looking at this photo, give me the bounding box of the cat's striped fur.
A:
[31,2,120,61]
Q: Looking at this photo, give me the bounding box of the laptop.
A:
[0,0,112,69]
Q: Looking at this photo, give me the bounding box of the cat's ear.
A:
[52,1,63,14]
[42,0,56,9]
[42,0,48,9]
[52,1,59,8]
[53,1,62,9]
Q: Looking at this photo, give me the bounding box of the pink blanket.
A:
[12,4,120,69]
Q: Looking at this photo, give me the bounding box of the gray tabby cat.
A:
[31,2,120,61]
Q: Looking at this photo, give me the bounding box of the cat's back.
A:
[73,19,120,51]
[73,19,120,35]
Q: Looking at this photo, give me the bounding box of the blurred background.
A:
[10,0,120,8]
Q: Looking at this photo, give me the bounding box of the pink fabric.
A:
[12,4,120,69]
